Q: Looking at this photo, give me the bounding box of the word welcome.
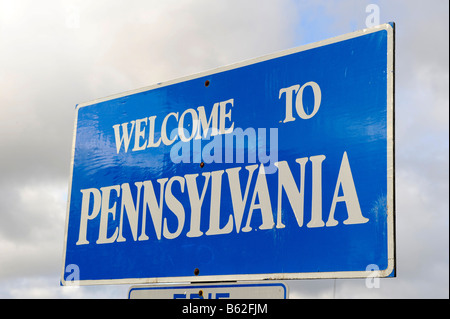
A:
[112,99,235,153]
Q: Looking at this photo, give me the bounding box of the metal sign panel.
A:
[128,281,288,299]
[61,23,395,285]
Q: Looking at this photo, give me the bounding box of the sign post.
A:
[62,23,395,286]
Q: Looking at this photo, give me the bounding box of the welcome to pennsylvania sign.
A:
[61,24,395,285]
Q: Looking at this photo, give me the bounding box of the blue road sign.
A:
[62,24,395,285]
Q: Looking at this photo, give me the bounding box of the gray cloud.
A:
[0,0,448,298]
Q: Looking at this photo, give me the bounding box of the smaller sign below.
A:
[128,281,288,299]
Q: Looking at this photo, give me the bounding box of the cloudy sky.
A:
[0,0,448,298]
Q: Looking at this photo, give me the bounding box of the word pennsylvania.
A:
[76,151,368,245]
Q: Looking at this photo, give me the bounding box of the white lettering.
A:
[327,152,369,226]
[307,155,326,228]
[76,188,101,245]
[279,81,322,122]
[226,165,259,233]
[206,170,233,235]
[279,85,300,123]
[242,165,275,232]
[178,108,198,142]
[117,183,142,242]
[185,173,211,238]
[132,118,148,151]
[97,185,120,244]
[161,112,179,146]
[196,104,219,139]
[219,98,234,134]
[75,152,368,244]
[147,116,162,148]
[275,158,308,229]
[113,121,135,153]
[139,179,167,241]
[296,81,322,119]
[163,176,185,239]
[113,99,236,154]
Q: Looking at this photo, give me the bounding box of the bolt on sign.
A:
[61,23,396,285]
